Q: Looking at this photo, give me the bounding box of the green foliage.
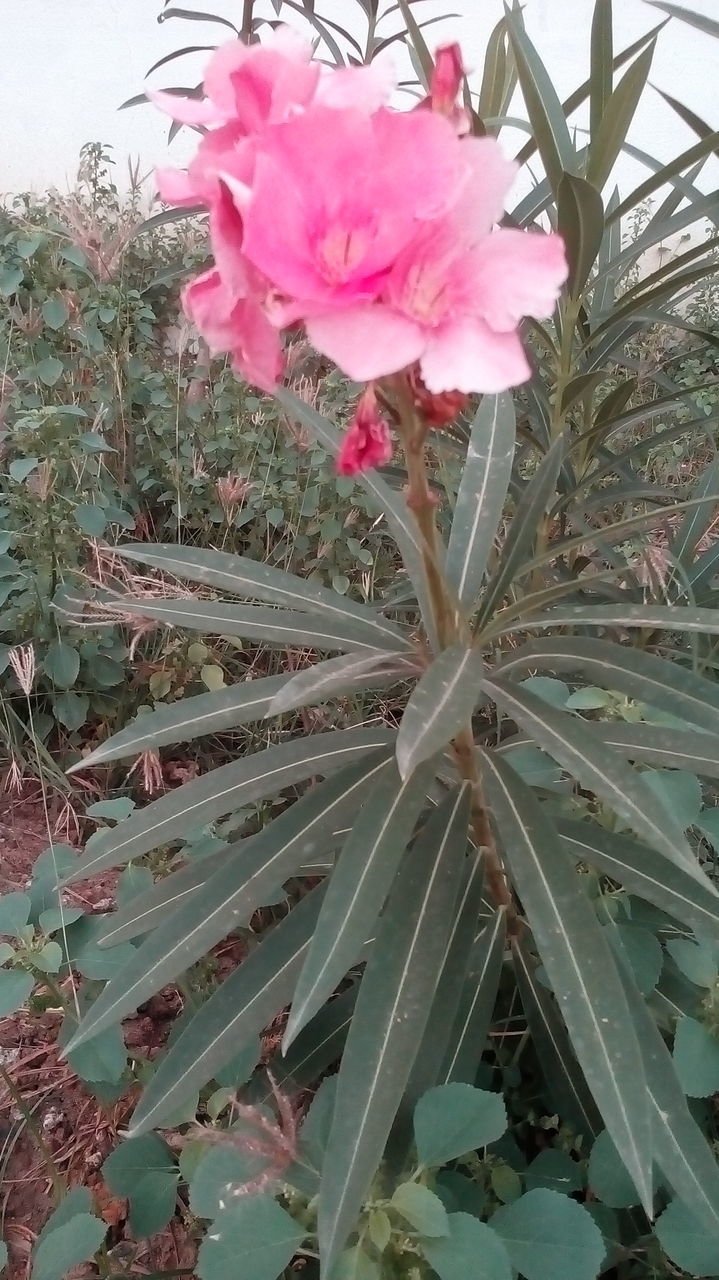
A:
[5,4,719,1279]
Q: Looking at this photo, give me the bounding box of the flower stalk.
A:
[394,380,514,921]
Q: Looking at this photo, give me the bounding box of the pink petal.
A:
[209,181,249,294]
[230,300,283,393]
[307,305,425,382]
[155,167,201,206]
[147,88,220,127]
[420,318,531,395]
[316,60,397,113]
[449,137,518,244]
[203,30,317,129]
[470,229,568,331]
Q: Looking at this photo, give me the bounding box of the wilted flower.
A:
[337,385,393,476]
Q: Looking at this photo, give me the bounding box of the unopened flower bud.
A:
[337,385,393,476]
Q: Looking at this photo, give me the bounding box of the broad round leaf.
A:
[588,1130,642,1209]
[414,1084,507,1168]
[422,1214,512,1280]
[31,1214,106,1280]
[196,1197,303,1280]
[390,1182,449,1238]
[655,1197,719,1277]
[673,1016,719,1098]
[491,1189,604,1280]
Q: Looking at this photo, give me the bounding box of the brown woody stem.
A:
[394,378,514,922]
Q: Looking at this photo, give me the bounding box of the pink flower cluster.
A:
[154,30,567,468]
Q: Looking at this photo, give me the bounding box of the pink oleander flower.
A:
[306,140,568,394]
[240,104,468,315]
[154,27,568,444]
[337,385,393,476]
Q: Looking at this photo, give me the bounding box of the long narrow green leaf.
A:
[583,721,719,778]
[65,757,389,1050]
[495,635,719,738]
[64,727,395,883]
[671,456,719,566]
[481,752,652,1210]
[522,492,719,575]
[70,675,290,770]
[586,41,655,191]
[617,959,719,1239]
[505,6,576,194]
[557,174,605,298]
[107,596,408,655]
[654,88,718,152]
[284,757,435,1046]
[476,435,565,627]
[559,820,719,939]
[274,389,436,643]
[129,883,326,1134]
[396,646,485,780]
[268,652,417,718]
[493,603,719,641]
[404,855,485,1103]
[592,190,719,286]
[512,20,668,180]
[441,907,507,1085]
[612,129,719,222]
[513,935,602,1137]
[483,678,702,880]
[318,787,470,1272]
[111,542,408,650]
[478,18,509,124]
[257,985,358,1099]
[645,0,719,37]
[396,0,432,87]
[446,394,516,610]
[98,845,231,946]
[589,0,613,139]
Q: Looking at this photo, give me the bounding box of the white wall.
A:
[1,0,717,206]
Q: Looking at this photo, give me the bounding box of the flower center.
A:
[399,260,450,325]
[318,225,369,285]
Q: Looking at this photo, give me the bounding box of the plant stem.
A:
[240,0,254,42]
[394,381,514,922]
[0,1063,66,1200]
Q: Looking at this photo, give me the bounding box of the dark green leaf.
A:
[588,1129,642,1208]
[396,646,484,780]
[445,394,516,609]
[111,542,408,651]
[0,970,34,1017]
[268,651,415,718]
[317,787,469,1272]
[423,1214,512,1280]
[557,174,604,297]
[284,758,436,1045]
[560,820,719,941]
[513,937,602,1137]
[673,1016,719,1098]
[43,641,79,689]
[64,726,394,882]
[390,1182,449,1237]
[645,1,719,37]
[414,1083,507,1168]
[480,752,652,1210]
[159,7,238,32]
[491,1189,604,1280]
[496,635,719,749]
[66,756,389,1048]
[655,1198,719,1276]
[196,1197,303,1280]
[617,960,719,1238]
[130,884,326,1132]
[525,1150,583,1196]
[484,678,700,882]
[587,42,655,191]
[441,907,507,1086]
[505,8,576,195]
[31,1215,106,1280]
[103,1135,178,1237]
[589,0,613,139]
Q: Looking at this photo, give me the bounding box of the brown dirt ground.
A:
[0,793,200,1279]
